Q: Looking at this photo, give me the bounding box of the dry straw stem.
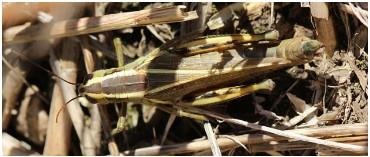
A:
[2,3,89,29]
[81,36,119,155]
[122,123,367,155]
[203,121,222,156]
[98,105,120,156]
[280,106,318,129]
[161,114,176,145]
[317,136,368,155]
[3,5,198,45]
[2,56,31,130]
[180,2,211,35]
[43,84,71,155]
[49,38,96,155]
[81,40,103,154]
[179,106,367,153]
[3,133,40,156]
[250,135,367,154]
[338,3,368,20]
[310,2,337,58]
[344,3,368,27]
[81,38,96,73]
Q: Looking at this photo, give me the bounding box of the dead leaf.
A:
[286,93,310,113]
[327,64,353,84]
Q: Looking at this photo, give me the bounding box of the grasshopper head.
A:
[78,73,109,104]
[78,68,147,104]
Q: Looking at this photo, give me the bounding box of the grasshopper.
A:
[77,30,324,127]
[10,29,323,135]
[6,29,325,146]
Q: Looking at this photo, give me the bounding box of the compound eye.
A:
[81,74,94,86]
[86,74,94,80]
[78,85,85,94]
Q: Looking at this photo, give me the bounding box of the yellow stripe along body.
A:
[81,36,321,104]
[82,50,295,104]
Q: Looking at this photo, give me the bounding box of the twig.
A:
[266,151,283,156]
[348,3,368,27]
[321,79,326,114]
[269,79,300,111]
[43,84,72,155]
[227,147,236,155]
[49,38,95,155]
[311,2,337,57]
[250,135,367,153]
[181,106,367,152]
[147,25,167,43]
[338,3,368,19]
[3,133,40,155]
[219,135,249,153]
[203,121,222,156]
[339,6,353,54]
[81,34,119,155]
[161,114,176,145]
[268,2,274,29]
[87,104,102,154]
[80,38,96,73]
[286,92,311,113]
[80,38,102,154]
[181,2,210,35]
[280,106,318,129]
[2,56,40,129]
[98,105,120,156]
[2,3,89,29]
[122,123,367,155]
[285,92,319,127]
[318,137,367,155]
[4,5,198,45]
[113,37,125,67]
[193,149,213,156]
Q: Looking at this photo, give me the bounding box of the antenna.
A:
[10,50,80,85]
[55,95,84,123]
